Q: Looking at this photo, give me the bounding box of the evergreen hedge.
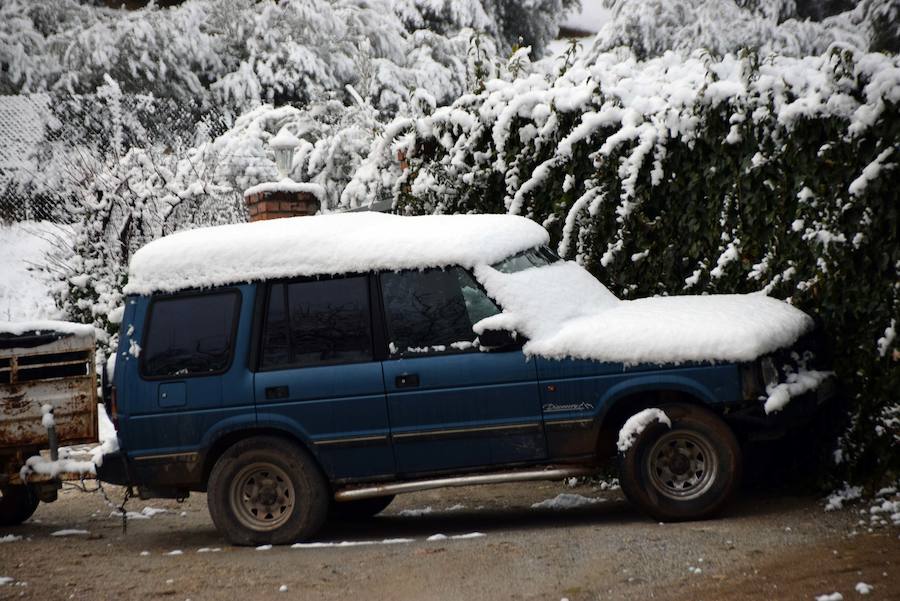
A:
[357,46,900,484]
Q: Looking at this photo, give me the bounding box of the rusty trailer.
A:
[1,322,98,525]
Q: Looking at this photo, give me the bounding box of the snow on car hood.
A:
[474,262,814,365]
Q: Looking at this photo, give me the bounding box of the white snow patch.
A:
[243,178,325,200]
[256,544,273,551]
[50,529,89,537]
[278,584,288,593]
[0,221,71,322]
[0,535,22,543]
[426,534,448,541]
[40,404,54,429]
[764,368,832,414]
[475,264,814,365]
[165,550,183,556]
[531,493,604,510]
[877,320,896,357]
[815,593,843,601]
[450,532,485,539]
[855,582,873,595]
[290,538,413,549]
[0,577,13,586]
[825,485,863,511]
[126,213,548,295]
[0,320,93,338]
[617,408,671,452]
[398,507,433,517]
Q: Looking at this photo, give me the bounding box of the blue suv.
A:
[98,213,831,545]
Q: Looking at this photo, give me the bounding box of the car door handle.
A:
[395,373,419,388]
[265,385,289,400]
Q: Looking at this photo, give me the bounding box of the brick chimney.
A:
[244,127,322,221]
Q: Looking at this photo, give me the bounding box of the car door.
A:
[253,275,395,481]
[123,287,254,465]
[379,267,546,475]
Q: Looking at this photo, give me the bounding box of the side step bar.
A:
[333,466,600,502]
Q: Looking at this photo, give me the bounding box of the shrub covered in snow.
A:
[586,0,898,60]
[0,0,565,116]
[347,45,899,483]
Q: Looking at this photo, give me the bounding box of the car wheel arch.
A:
[594,389,715,460]
[201,426,328,488]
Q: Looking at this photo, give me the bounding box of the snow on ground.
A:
[547,1,611,58]
[398,507,434,517]
[617,408,671,452]
[291,539,414,549]
[0,577,14,586]
[0,221,69,322]
[0,535,22,543]
[560,2,611,33]
[49,529,89,537]
[115,506,169,520]
[531,493,604,510]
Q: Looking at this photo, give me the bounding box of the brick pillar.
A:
[245,189,320,221]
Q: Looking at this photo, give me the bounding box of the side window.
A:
[381,267,500,356]
[142,291,240,378]
[260,276,373,369]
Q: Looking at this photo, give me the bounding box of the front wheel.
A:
[207,436,329,546]
[0,485,39,527]
[619,404,741,521]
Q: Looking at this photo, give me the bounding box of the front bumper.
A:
[726,374,839,439]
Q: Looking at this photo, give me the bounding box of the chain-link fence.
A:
[0,93,229,224]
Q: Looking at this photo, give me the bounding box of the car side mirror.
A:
[478,329,518,350]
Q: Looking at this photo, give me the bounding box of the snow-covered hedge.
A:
[587,0,899,60]
[350,45,899,482]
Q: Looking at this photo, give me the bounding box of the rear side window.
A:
[260,276,373,369]
[142,291,240,378]
[381,267,500,356]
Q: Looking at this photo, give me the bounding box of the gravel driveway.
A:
[0,480,896,600]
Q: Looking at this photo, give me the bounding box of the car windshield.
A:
[491,246,561,274]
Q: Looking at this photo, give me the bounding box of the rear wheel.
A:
[330,495,395,521]
[0,485,39,527]
[207,436,329,546]
[619,404,741,521]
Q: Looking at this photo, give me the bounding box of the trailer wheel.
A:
[619,403,741,522]
[0,485,39,527]
[207,436,329,546]
[331,495,395,521]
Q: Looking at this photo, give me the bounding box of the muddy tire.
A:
[0,485,39,527]
[330,495,395,521]
[207,436,329,546]
[619,404,741,522]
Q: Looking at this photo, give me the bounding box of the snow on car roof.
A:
[124,212,549,295]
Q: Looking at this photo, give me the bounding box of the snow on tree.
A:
[585,0,897,59]
[0,0,512,115]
